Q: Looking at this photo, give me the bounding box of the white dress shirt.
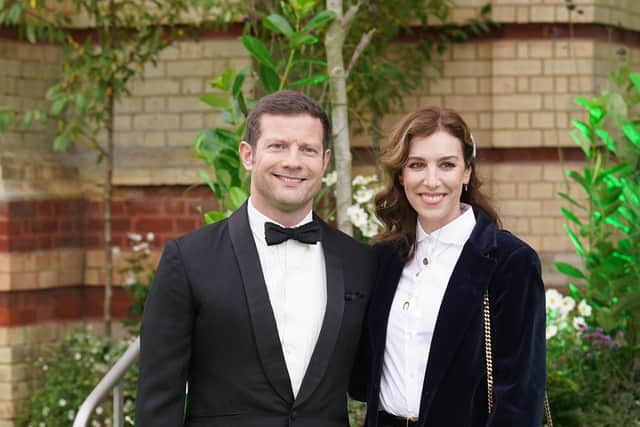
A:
[379,205,476,418]
[247,198,327,397]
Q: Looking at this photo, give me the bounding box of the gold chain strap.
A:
[482,290,553,426]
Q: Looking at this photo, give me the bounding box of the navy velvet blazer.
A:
[362,211,546,427]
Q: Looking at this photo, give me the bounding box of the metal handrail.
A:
[73,336,140,427]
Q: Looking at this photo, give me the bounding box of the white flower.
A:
[360,220,380,238]
[96,406,104,415]
[42,407,50,416]
[42,364,48,371]
[573,316,587,330]
[124,274,136,286]
[322,170,337,186]
[578,299,592,317]
[74,352,81,361]
[559,296,576,316]
[58,398,67,407]
[92,420,101,427]
[347,205,368,228]
[146,232,155,242]
[352,175,367,186]
[39,423,45,427]
[127,233,142,242]
[132,242,149,253]
[546,324,558,340]
[68,410,75,420]
[545,289,562,311]
[354,188,374,204]
[363,174,378,185]
[111,246,120,257]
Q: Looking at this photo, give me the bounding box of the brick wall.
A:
[2,0,640,425]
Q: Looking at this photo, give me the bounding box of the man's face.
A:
[239,114,330,226]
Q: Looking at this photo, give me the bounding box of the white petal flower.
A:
[545,289,562,311]
[68,410,75,420]
[132,242,150,253]
[146,232,155,242]
[360,220,380,238]
[322,170,337,186]
[127,233,142,242]
[74,352,81,361]
[559,296,576,315]
[58,398,67,407]
[347,205,368,228]
[352,175,367,186]
[111,246,120,257]
[96,406,104,415]
[354,188,374,204]
[578,299,592,317]
[363,174,379,185]
[573,316,587,330]
[42,407,50,416]
[546,324,558,340]
[124,274,136,286]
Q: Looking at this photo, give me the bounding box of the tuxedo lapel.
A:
[294,222,345,408]
[419,213,498,417]
[228,203,294,404]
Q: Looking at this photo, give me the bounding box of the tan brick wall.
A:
[453,0,640,31]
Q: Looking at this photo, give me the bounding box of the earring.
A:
[464,184,468,192]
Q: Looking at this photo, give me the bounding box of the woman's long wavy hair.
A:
[374,107,500,260]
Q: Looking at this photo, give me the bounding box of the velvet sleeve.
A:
[487,245,546,426]
[135,239,194,427]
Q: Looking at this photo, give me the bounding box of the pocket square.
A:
[344,291,365,301]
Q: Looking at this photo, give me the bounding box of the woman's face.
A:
[400,130,471,233]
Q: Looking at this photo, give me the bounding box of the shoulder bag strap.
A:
[482,290,553,426]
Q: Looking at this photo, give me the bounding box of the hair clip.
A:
[470,132,477,158]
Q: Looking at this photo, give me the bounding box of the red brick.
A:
[165,200,185,215]
[35,201,54,217]
[0,220,7,235]
[9,237,35,251]
[37,236,53,249]
[135,218,173,232]
[7,220,23,235]
[32,219,59,233]
[0,237,7,251]
[112,201,126,215]
[126,199,162,215]
[0,202,8,218]
[175,218,197,232]
[9,201,35,218]
[112,218,132,232]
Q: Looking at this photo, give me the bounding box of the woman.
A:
[363,107,546,426]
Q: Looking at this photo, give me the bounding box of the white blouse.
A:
[379,205,476,418]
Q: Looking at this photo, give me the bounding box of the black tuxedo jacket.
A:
[363,211,546,427]
[136,202,376,427]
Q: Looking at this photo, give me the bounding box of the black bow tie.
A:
[264,220,322,246]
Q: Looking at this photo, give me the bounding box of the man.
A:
[136,90,375,426]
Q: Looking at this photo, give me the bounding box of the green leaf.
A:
[204,210,228,224]
[25,24,36,44]
[571,119,593,143]
[566,170,588,191]
[594,128,616,153]
[622,121,640,149]
[264,14,294,37]
[75,94,87,114]
[560,207,582,226]
[228,187,248,209]
[240,35,276,69]
[563,223,585,256]
[555,261,586,279]
[629,72,640,92]
[200,94,230,110]
[258,63,280,94]
[231,68,248,98]
[0,108,15,131]
[302,10,337,32]
[290,0,316,18]
[50,98,67,116]
[289,32,319,49]
[198,170,220,198]
[20,110,33,129]
[210,69,235,91]
[288,74,328,88]
[52,134,69,152]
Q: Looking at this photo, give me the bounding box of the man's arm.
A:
[136,239,195,427]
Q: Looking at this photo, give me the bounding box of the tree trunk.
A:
[325,0,352,235]
[104,92,114,337]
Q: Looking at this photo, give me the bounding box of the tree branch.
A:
[345,28,375,78]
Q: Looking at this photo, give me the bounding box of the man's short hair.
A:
[244,90,331,150]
